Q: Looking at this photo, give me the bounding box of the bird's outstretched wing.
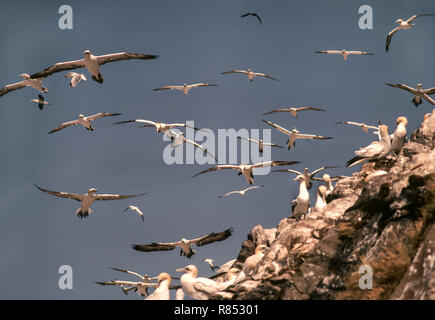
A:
[262,119,291,135]
[48,120,80,134]
[96,52,159,65]
[385,27,400,52]
[94,192,147,201]
[0,81,28,97]
[250,160,301,169]
[34,184,83,201]
[221,70,248,75]
[385,83,417,94]
[132,242,178,252]
[191,227,234,247]
[191,165,241,179]
[30,59,85,79]
[87,113,121,121]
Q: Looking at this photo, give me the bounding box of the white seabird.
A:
[240,12,262,24]
[390,116,408,154]
[218,185,264,199]
[315,50,374,60]
[114,119,202,138]
[233,245,268,284]
[132,227,234,259]
[312,173,348,195]
[170,132,217,161]
[312,185,328,213]
[237,136,283,153]
[65,72,87,88]
[145,272,172,300]
[263,119,332,150]
[0,73,48,97]
[175,288,185,300]
[153,83,217,95]
[34,185,147,219]
[385,83,435,107]
[346,124,391,167]
[30,50,158,83]
[291,175,310,219]
[386,14,434,52]
[192,160,300,185]
[203,259,219,272]
[96,279,154,297]
[30,94,51,110]
[335,121,379,133]
[48,112,121,134]
[273,166,338,189]
[263,106,325,118]
[124,205,144,222]
[221,68,278,81]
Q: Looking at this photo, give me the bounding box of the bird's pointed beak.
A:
[175,267,186,273]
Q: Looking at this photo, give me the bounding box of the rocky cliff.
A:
[212,110,435,300]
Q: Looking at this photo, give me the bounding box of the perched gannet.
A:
[237,136,283,153]
[48,112,121,134]
[0,73,48,97]
[203,259,219,272]
[132,227,234,259]
[262,106,325,118]
[273,166,337,189]
[291,175,310,219]
[192,160,300,185]
[221,68,278,81]
[30,94,51,110]
[312,173,348,195]
[65,72,87,88]
[218,185,264,199]
[346,124,391,167]
[145,273,172,300]
[385,83,435,107]
[263,119,332,150]
[175,265,227,300]
[114,119,201,138]
[240,12,262,24]
[30,50,158,83]
[153,83,217,95]
[390,116,408,154]
[124,205,144,222]
[170,132,217,161]
[335,121,379,133]
[315,50,374,60]
[34,185,147,219]
[234,245,268,284]
[386,14,434,52]
[312,185,328,213]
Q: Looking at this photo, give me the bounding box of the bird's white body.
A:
[292,175,310,218]
[177,265,226,300]
[83,50,100,79]
[66,72,87,87]
[313,186,327,213]
[145,273,171,300]
[390,117,408,154]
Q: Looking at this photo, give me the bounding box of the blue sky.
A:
[0,0,434,299]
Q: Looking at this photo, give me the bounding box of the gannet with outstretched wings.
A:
[315,50,374,60]
[263,106,325,118]
[132,227,234,259]
[385,83,435,107]
[335,121,379,133]
[153,83,217,95]
[237,136,283,153]
[34,185,147,219]
[124,205,144,222]
[171,132,217,161]
[218,185,264,198]
[65,72,87,88]
[0,74,48,97]
[221,68,278,81]
[240,12,262,24]
[273,166,338,189]
[30,50,158,83]
[114,119,201,138]
[30,94,51,110]
[48,113,121,134]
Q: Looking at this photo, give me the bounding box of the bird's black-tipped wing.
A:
[132,242,178,252]
[96,52,159,65]
[193,227,234,247]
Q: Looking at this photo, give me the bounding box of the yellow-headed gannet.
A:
[312,185,327,213]
[312,174,348,195]
[221,68,278,81]
[263,119,332,150]
[0,73,48,97]
[30,94,51,110]
[386,14,434,52]
[203,259,219,272]
[192,160,300,185]
[153,83,217,95]
[346,124,391,167]
[291,175,310,219]
[145,273,172,300]
[124,205,144,222]
[390,116,408,154]
[218,185,264,199]
[171,132,217,161]
[385,83,435,107]
[48,112,121,134]
[263,106,325,118]
[30,50,158,83]
[315,50,374,60]
[240,12,262,24]
[335,121,379,133]
[132,227,234,259]
[34,185,147,219]
[114,119,201,138]
[233,245,268,284]
[65,72,87,88]
[273,166,338,189]
[237,136,283,153]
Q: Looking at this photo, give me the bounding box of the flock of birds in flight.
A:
[1,10,434,300]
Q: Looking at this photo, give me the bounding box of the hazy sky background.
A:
[0,0,434,299]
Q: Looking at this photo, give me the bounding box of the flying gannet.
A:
[114,119,201,138]
[262,106,325,118]
[110,267,158,296]
[346,124,391,167]
[386,14,434,52]
[208,259,237,279]
[262,119,332,150]
[312,185,327,213]
[30,94,51,110]
[221,68,278,82]
[335,121,379,133]
[291,175,310,219]
[385,83,435,107]
[132,227,234,259]
[65,72,87,88]
[153,83,217,95]
[170,132,217,161]
[273,166,338,189]
[34,185,147,219]
[192,160,300,185]
[218,185,264,199]
[390,116,408,154]
[237,136,283,153]
[240,12,262,24]
[96,279,155,297]
[124,205,144,222]
[175,265,228,300]
[0,73,48,97]
[48,112,121,134]
[203,259,219,272]
[30,50,158,83]
[315,50,374,60]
